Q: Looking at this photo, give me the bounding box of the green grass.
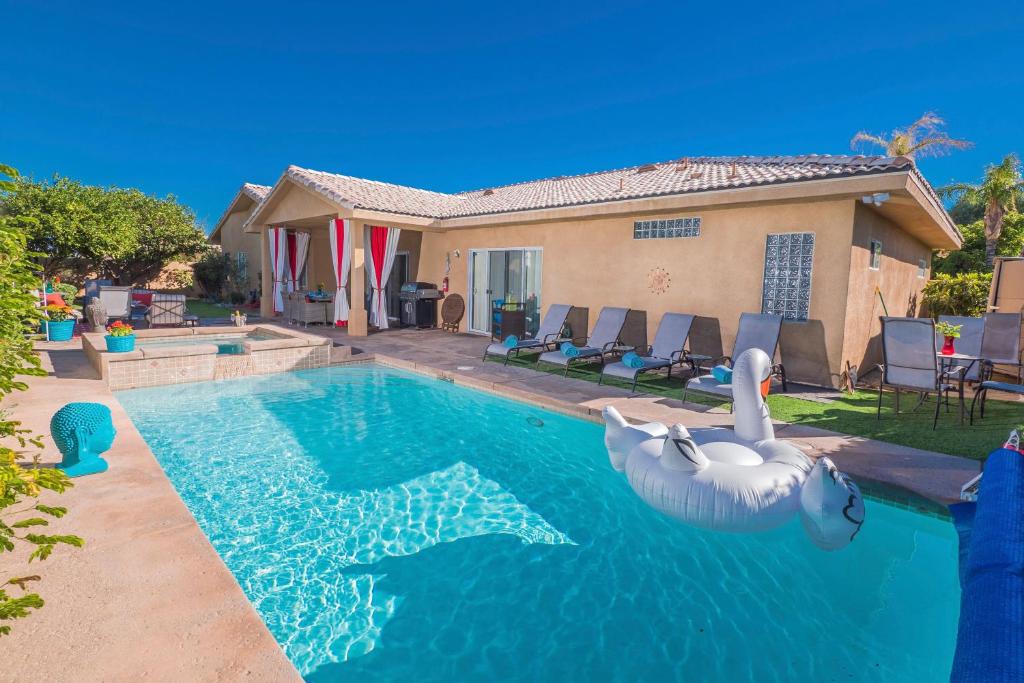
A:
[490,353,1021,461]
[184,299,234,319]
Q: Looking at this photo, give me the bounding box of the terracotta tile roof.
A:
[284,155,918,220]
[240,182,271,202]
[210,182,272,239]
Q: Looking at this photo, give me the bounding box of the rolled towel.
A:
[561,342,582,358]
[711,364,733,383]
[503,334,520,348]
[621,351,646,369]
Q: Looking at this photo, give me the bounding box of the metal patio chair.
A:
[146,294,187,327]
[981,312,1024,383]
[683,312,786,401]
[936,315,985,382]
[484,304,572,365]
[877,316,965,429]
[600,313,696,392]
[98,285,132,322]
[538,306,630,377]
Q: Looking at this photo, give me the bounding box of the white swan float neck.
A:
[603,348,864,551]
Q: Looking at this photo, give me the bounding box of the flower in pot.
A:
[41,304,77,341]
[935,320,962,356]
[105,320,136,353]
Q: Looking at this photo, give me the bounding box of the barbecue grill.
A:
[399,282,443,328]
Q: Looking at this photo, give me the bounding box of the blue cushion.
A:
[503,335,520,348]
[621,351,645,369]
[561,342,581,358]
[711,365,733,383]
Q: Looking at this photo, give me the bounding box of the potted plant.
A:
[935,320,962,356]
[105,320,136,352]
[231,310,247,327]
[41,304,76,341]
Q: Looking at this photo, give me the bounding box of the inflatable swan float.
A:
[604,348,864,551]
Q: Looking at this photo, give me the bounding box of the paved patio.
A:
[2,325,982,680]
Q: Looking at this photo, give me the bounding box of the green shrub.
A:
[50,282,79,304]
[228,291,246,305]
[192,250,235,300]
[921,272,992,318]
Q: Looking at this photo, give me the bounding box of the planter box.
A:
[105,334,136,353]
[42,319,76,341]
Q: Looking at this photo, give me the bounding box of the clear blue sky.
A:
[3,0,1021,231]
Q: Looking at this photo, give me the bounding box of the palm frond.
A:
[938,183,978,200]
[850,131,889,152]
[908,134,974,159]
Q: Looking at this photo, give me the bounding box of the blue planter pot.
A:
[105,334,136,353]
[42,319,76,341]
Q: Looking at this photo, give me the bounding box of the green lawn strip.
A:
[485,353,1018,460]
[185,299,233,318]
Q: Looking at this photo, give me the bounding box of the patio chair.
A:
[291,294,328,327]
[146,293,187,327]
[876,316,965,429]
[84,278,112,305]
[599,313,696,392]
[484,304,572,365]
[981,312,1024,383]
[98,285,132,322]
[537,306,630,377]
[440,294,465,332]
[969,377,1024,425]
[936,315,985,382]
[683,313,786,402]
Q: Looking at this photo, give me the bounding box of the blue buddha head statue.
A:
[50,402,116,477]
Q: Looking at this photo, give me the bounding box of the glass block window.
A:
[869,240,882,269]
[762,232,814,321]
[236,252,248,281]
[918,258,927,278]
[633,216,701,239]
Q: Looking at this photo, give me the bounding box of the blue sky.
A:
[3,0,1021,230]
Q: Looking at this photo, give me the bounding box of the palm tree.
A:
[850,112,972,158]
[941,155,1024,268]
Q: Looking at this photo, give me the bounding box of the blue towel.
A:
[561,342,581,358]
[503,335,520,348]
[951,447,1024,683]
[622,351,645,369]
[711,365,733,383]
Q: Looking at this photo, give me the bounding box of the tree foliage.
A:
[850,112,972,159]
[192,249,237,300]
[921,272,993,318]
[0,175,206,285]
[0,164,82,636]
[933,214,1024,276]
[941,155,1024,269]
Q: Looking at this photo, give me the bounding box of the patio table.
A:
[935,352,982,424]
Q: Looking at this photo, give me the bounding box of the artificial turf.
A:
[489,353,1021,461]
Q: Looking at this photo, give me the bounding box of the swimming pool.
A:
[117,365,960,682]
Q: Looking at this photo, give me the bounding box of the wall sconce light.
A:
[861,193,890,207]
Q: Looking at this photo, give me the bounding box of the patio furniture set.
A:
[282,291,335,327]
[876,313,1024,429]
[85,280,197,329]
[484,305,787,396]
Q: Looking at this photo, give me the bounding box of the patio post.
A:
[347,219,369,336]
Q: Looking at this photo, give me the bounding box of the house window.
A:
[236,252,248,282]
[633,216,701,239]
[762,232,814,321]
[918,258,928,278]
[869,240,882,269]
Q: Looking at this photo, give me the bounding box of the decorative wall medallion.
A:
[647,267,671,295]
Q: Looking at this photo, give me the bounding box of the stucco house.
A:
[208,182,271,294]
[228,155,959,387]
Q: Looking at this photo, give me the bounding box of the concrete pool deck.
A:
[3,325,981,679]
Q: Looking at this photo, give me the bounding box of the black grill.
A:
[398,282,443,328]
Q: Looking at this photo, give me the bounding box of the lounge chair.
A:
[599,313,696,392]
[981,312,1023,383]
[98,285,132,323]
[146,293,187,327]
[484,304,572,364]
[876,316,965,429]
[683,313,786,401]
[538,306,630,377]
[936,315,985,382]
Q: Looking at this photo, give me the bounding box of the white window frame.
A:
[869,240,883,270]
[467,246,544,336]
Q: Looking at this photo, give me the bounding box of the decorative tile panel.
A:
[761,232,814,321]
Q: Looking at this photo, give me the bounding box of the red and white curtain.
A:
[365,225,401,329]
[329,218,352,326]
[269,226,288,313]
[287,231,310,292]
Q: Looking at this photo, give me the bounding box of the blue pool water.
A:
[117,365,960,682]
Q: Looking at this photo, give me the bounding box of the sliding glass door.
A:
[468,248,543,336]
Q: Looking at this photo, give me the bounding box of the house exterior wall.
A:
[840,203,933,375]
[417,198,857,386]
[214,209,262,292]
